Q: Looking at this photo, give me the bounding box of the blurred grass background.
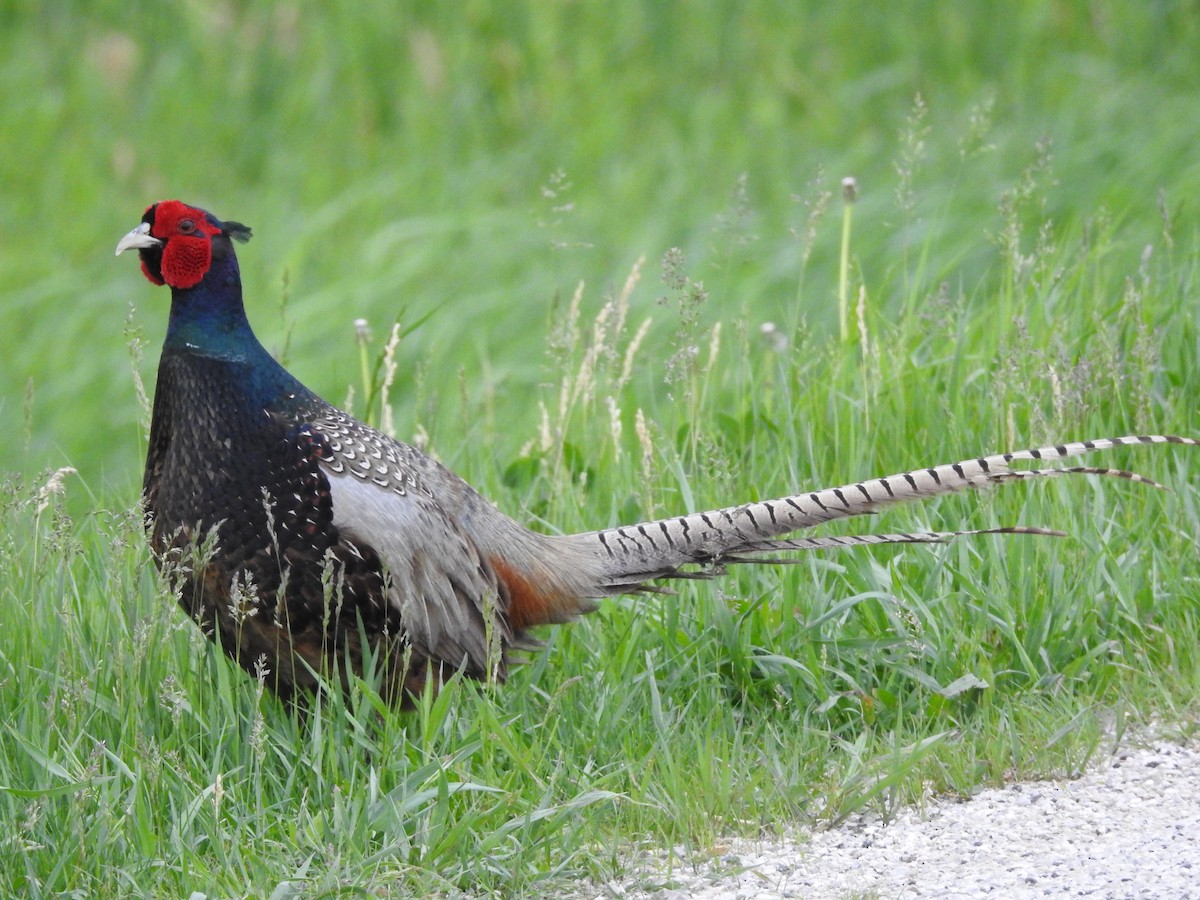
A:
[3,2,1200,896]
[3,1,1198,491]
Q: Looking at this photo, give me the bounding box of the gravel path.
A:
[593,734,1200,899]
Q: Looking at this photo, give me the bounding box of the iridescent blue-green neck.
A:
[160,243,313,411]
[163,245,263,359]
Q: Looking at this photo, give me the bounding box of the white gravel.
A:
[592,733,1200,899]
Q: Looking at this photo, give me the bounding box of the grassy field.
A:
[3,2,1200,896]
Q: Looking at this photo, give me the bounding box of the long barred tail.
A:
[575,434,1197,592]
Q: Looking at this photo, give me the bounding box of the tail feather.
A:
[568,434,1197,594]
[721,525,1065,561]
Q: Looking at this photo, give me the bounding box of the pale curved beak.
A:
[115,222,162,256]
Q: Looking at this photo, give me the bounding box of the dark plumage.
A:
[117,200,1197,706]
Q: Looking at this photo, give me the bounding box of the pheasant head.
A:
[115,199,252,290]
[117,200,263,356]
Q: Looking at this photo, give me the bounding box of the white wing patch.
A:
[324,468,508,676]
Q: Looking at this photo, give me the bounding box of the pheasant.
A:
[117,199,1195,706]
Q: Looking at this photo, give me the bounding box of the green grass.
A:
[4,2,1200,896]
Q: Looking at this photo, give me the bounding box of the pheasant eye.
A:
[178,218,196,234]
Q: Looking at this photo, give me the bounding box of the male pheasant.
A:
[117,200,1195,706]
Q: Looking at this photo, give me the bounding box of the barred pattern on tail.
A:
[574,434,1198,592]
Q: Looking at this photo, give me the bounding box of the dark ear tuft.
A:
[225,221,253,243]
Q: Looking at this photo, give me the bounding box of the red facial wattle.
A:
[148,200,221,290]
